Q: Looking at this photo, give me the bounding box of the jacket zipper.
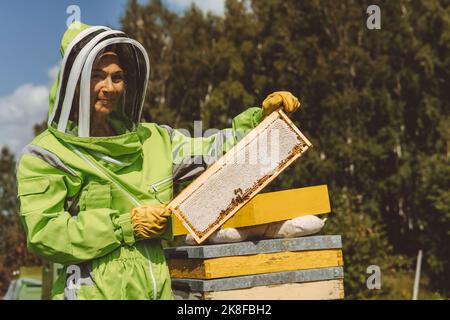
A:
[88,150,131,167]
[150,175,172,192]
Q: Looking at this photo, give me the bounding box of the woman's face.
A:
[90,52,125,117]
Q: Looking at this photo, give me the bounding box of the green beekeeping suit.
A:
[15,22,263,300]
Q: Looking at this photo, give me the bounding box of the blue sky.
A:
[0,0,132,96]
[0,0,225,155]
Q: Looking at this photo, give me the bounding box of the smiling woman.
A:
[90,51,125,136]
[49,26,149,138]
[14,20,298,301]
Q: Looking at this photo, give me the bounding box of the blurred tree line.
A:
[120,0,449,298]
[0,0,448,299]
[0,148,41,295]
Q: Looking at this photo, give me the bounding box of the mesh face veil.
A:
[48,28,150,137]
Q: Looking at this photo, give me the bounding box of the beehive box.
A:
[165,235,344,300]
[172,271,344,300]
[168,110,312,244]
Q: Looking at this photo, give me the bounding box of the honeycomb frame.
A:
[168,109,312,244]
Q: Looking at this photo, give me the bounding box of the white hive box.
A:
[168,110,312,244]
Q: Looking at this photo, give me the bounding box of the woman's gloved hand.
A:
[130,204,171,239]
[262,91,301,117]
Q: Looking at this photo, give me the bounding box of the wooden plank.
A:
[165,235,342,259]
[168,249,343,279]
[172,185,331,236]
[172,266,344,292]
[173,279,345,300]
[168,110,313,244]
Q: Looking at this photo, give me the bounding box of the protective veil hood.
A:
[47,22,151,157]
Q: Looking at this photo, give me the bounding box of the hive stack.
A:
[168,185,343,299]
[165,235,344,300]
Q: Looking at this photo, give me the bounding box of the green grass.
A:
[371,270,446,300]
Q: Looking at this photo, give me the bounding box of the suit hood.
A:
[47,21,151,157]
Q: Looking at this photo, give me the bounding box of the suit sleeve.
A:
[16,154,135,266]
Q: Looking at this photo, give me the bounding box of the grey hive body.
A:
[171,267,344,292]
[164,235,342,259]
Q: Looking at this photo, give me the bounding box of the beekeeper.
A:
[16,22,300,300]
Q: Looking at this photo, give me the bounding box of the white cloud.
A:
[0,65,58,157]
[165,0,226,15]
[47,65,59,83]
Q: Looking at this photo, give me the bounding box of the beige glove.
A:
[262,91,301,117]
[130,204,171,239]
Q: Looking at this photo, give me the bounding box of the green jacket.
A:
[16,22,263,300]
